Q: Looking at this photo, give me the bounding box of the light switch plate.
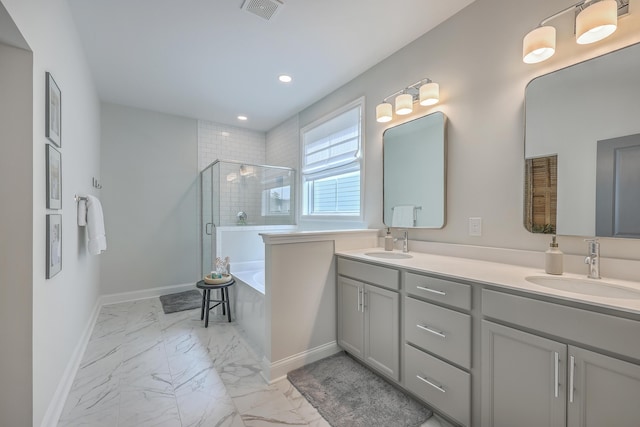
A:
[469,217,482,236]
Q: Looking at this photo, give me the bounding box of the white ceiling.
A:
[68,0,475,132]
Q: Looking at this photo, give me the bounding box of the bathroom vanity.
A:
[336,249,640,427]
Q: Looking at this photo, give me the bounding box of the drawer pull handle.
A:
[416,286,446,296]
[416,375,446,393]
[416,324,446,338]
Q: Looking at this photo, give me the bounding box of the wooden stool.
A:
[196,279,235,327]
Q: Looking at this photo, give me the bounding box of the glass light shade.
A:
[376,102,393,123]
[576,0,617,45]
[419,82,439,106]
[523,26,556,64]
[395,93,413,115]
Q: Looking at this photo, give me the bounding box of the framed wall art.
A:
[46,144,62,209]
[46,72,61,147]
[46,214,62,278]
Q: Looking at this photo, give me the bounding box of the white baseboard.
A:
[99,282,197,306]
[40,281,198,427]
[261,341,341,383]
[39,298,102,427]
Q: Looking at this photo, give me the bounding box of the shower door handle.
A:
[205,223,213,235]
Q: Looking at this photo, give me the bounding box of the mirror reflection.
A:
[524,42,640,238]
[383,112,446,228]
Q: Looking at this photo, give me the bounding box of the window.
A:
[301,99,363,218]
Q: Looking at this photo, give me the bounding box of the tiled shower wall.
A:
[198,120,266,171]
[198,120,267,225]
[198,117,301,226]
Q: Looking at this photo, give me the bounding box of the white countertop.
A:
[336,248,640,316]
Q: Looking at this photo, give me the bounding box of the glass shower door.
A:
[201,165,214,278]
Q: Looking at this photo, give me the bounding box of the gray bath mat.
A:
[159,289,202,314]
[288,352,432,427]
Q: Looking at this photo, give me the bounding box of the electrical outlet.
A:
[469,217,482,236]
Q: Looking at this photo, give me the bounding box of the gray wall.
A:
[101,103,199,294]
[0,40,33,427]
[2,0,104,424]
[296,0,640,260]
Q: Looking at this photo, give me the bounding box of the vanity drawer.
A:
[405,272,471,310]
[337,258,399,291]
[405,297,471,369]
[405,344,470,427]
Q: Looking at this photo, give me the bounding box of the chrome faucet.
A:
[402,230,409,253]
[584,238,601,279]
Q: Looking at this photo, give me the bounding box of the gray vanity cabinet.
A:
[567,345,640,427]
[481,320,567,427]
[482,291,640,427]
[337,276,365,359]
[337,259,400,381]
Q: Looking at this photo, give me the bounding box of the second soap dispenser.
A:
[545,235,563,275]
[384,228,394,251]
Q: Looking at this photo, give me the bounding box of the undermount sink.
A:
[364,251,413,260]
[525,276,640,299]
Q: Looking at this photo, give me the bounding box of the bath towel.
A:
[85,195,107,255]
[392,205,415,227]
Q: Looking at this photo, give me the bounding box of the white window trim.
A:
[298,96,365,224]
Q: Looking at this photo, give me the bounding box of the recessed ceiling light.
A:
[278,74,292,83]
[237,115,248,121]
[221,131,230,137]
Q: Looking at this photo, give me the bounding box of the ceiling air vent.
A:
[241,0,283,21]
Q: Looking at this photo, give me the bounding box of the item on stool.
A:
[196,279,235,327]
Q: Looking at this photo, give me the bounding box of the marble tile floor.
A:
[57,297,454,427]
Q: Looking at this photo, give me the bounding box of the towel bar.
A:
[74,194,88,202]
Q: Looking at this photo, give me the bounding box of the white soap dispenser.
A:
[384,228,394,251]
[545,235,563,275]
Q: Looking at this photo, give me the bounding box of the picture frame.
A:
[46,144,62,209]
[46,72,61,147]
[46,214,62,279]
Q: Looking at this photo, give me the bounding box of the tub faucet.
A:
[584,238,601,279]
[402,230,409,253]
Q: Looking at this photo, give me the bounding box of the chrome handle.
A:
[569,355,575,403]
[362,290,367,311]
[357,286,361,312]
[416,324,446,338]
[416,286,446,296]
[416,375,446,393]
[205,223,213,235]
[554,352,559,398]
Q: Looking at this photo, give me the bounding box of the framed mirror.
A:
[524,42,640,238]
[383,111,447,228]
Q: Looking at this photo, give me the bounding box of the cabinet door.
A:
[337,276,364,359]
[364,284,400,381]
[568,345,640,427]
[482,321,566,427]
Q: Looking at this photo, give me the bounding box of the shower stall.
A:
[200,160,296,353]
[200,159,296,278]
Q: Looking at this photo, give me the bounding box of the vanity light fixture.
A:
[376,78,440,123]
[523,0,628,64]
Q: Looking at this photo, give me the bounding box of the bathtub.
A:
[233,268,265,357]
[233,269,265,294]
